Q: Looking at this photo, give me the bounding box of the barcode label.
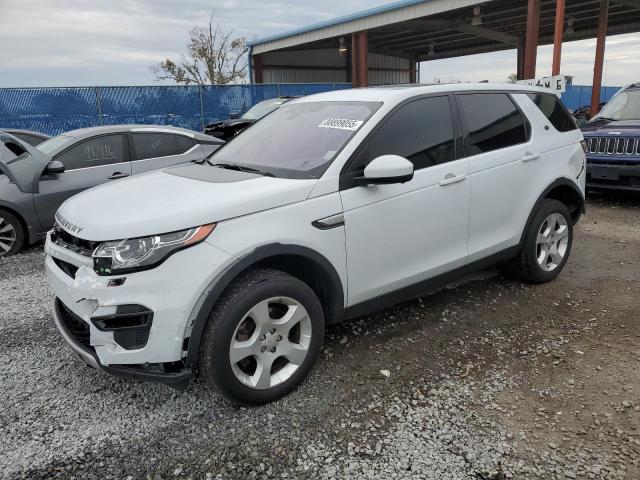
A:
[319,118,364,131]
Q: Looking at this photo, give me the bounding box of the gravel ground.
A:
[0,193,639,480]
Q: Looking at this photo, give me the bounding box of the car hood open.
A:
[0,132,52,193]
[56,163,318,241]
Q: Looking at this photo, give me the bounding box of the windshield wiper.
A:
[212,163,275,177]
[589,116,616,124]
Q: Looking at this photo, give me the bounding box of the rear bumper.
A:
[53,297,192,389]
[586,162,640,191]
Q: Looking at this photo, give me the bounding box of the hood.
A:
[0,132,52,193]
[56,163,317,241]
[207,118,254,130]
[582,119,640,136]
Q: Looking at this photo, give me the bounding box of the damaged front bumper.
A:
[44,231,233,389]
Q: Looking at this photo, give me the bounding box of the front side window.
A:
[527,93,577,132]
[350,96,456,172]
[55,135,125,170]
[457,93,529,155]
[209,101,380,179]
[133,133,193,160]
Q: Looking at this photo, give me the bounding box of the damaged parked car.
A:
[46,84,585,404]
[0,125,222,256]
[204,97,297,140]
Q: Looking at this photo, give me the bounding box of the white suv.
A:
[45,84,586,404]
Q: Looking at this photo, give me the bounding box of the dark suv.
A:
[582,83,640,192]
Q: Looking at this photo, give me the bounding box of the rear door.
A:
[33,134,131,230]
[455,92,536,262]
[130,132,202,174]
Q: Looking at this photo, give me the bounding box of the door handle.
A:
[521,152,541,162]
[108,172,129,180]
[439,174,466,186]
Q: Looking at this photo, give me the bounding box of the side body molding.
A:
[185,243,345,366]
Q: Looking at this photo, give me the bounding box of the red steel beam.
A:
[517,41,525,80]
[523,0,541,79]
[351,31,369,87]
[552,0,565,76]
[253,54,263,84]
[591,0,609,118]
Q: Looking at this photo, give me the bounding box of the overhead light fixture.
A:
[427,44,435,57]
[471,7,483,26]
[565,17,575,36]
[338,37,348,54]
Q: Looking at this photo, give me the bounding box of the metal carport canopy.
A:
[248,0,640,69]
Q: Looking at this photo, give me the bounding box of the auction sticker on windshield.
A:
[319,118,364,131]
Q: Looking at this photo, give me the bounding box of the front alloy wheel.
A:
[230,297,312,389]
[200,268,324,404]
[0,211,24,257]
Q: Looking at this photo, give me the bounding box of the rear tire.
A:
[199,268,325,405]
[505,199,573,283]
[0,210,25,257]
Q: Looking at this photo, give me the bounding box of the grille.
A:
[56,299,93,353]
[586,136,639,156]
[51,223,100,257]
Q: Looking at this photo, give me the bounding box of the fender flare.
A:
[185,243,345,366]
[519,177,585,246]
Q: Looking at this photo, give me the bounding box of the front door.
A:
[34,134,131,231]
[340,95,470,306]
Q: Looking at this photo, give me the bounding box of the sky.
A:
[0,0,638,88]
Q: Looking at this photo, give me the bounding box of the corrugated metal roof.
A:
[248,0,433,47]
[249,0,494,55]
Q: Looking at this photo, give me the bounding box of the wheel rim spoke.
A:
[280,340,308,365]
[276,304,308,332]
[252,355,275,389]
[229,337,259,364]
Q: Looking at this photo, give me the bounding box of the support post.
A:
[253,54,263,84]
[409,60,417,83]
[590,0,609,118]
[351,31,368,87]
[552,0,565,76]
[516,42,525,80]
[523,0,541,79]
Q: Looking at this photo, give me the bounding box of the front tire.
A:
[199,268,325,404]
[0,210,25,257]
[506,199,573,283]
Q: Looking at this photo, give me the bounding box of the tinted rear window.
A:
[133,133,193,160]
[527,93,577,132]
[457,93,529,155]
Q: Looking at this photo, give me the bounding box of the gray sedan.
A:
[0,125,223,256]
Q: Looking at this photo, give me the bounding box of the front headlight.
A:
[92,224,216,275]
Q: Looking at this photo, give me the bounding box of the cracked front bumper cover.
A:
[53,298,192,390]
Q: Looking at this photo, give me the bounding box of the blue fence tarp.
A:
[0,83,352,136]
[0,83,620,136]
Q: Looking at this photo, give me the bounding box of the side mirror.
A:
[228,110,242,119]
[44,160,65,175]
[355,155,414,186]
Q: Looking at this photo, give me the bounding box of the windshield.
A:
[591,89,640,122]
[210,101,380,179]
[37,135,75,155]
[241,99,288,121]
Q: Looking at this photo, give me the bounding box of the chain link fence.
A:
[0,83,352,136]
[0,82,619,136]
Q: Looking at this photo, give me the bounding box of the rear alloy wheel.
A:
[200,268,324,404]
[505,199,573,283]
[0,211,24,257]
[535,213,570,272]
